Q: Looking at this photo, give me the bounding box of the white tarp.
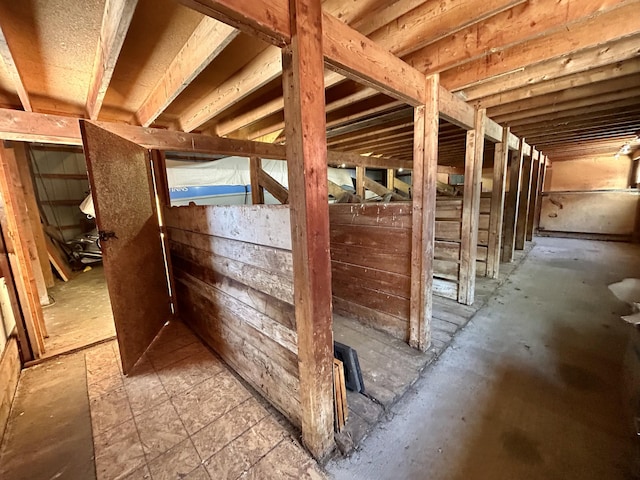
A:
[165,156,354,190]
[608,278,640,325]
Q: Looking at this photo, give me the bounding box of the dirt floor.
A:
[327,237,640,479]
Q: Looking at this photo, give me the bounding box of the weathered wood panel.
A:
[165,204,301,427]
[330,204,411,341]
[539,191,640,236]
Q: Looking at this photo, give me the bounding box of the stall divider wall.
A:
[476,194,491,277]
[163,204,302,425]
[329,203,412,342]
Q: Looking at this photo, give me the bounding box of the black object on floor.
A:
[334,341,365,393]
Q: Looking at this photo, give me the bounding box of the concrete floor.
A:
[328,237,640,480]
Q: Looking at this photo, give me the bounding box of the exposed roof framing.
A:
[0,0,638,161]
[0,24,31,111]
[86,0,139,120]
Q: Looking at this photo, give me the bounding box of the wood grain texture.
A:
[166,203,301,427]
[80,121,171,374]
[487,129,509,279]
[502,143,525,262]
[282,0,334,457]
[330,203,412,343]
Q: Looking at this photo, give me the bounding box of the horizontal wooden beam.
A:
[327,150,412,170]
[90,121,288,158]
[321,11,425,106]
[257,168,288,204]
[137,17,238,127]
[177,0,290,45]
[438,87,474,130]
[0,109,82,145]
[0,24,31,111]
[86,0,139,120]
[484,117,503,143]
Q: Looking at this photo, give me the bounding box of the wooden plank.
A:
[331,224,411,252]
[137,18,238,126]
[515,150,535,250]
[458,109,485,305]
[164,204,292,250]
[332,277,410,320]
[249,156,264,205]
[409,74,438,351]
[438,86,474,131]
[501,143,525,262]
[177,0,290,46]
[327,150,412,171]
[355,166,365,199]
[440,3,640,91]
[45,236,71,282]
[486,128,509,279]
[329,203,412,229]
[93,121,288,159]
[180,46,283,132]
[0,146,45,357]
[13,143,54,290]
[435,221,462,241]
[433,278,458,300]
[332,296,408,342]
[434,241,460,262]
[281,0,334,457]
[0,109,82,145]
[80,121,172,374]
[258,168,289,204]
[534,157,547,232]
[86,0,139,120]
[321,11,425,107]
[331,260,410,300]
[387,169,395,192]
[0,25,31,111]
[526,155,541,241]
[331,244,411,276]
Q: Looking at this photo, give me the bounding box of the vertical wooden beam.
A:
[409,74,438,351]
[86,0,139,120]
[0,25,32,111]
[515,149,535,250]
[533,155,547,234]
[0,220,32,362]
[501,141,525,262]
[387,168,395,191]
[458,109,485,306]
[355,166,365,199]
[526,152,541,241]
[249,156,265,204]
[13,143,54,289]
[0,144,46,357]
[486,127,509,279]
[282,0,334,459]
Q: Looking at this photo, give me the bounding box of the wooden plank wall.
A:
[434,197,462,300]
[329,203,412,342]
[163,204,302,427]
[476,194,491,277]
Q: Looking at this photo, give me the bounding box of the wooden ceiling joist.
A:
[440,1,640,92]
[0,25,31,111]
[472,58,640,108]
[86,0,139,120]
[406,0,632,74]
[136,18,239,127]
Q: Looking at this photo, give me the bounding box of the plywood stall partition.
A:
[329,203,412,342]
[476,194,491,277]
[163,204,301,426]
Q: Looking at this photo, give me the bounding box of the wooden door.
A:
[80,121,172,374]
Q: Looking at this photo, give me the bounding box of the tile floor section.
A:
[85,321,326,480]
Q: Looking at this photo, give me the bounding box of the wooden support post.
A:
[515,150,535,250]
[533,155,547,234]
[410,75,438,351]
[0,144,46,357]
[282,0,334,459]
[355,166,365,199]
[13,143,54,290]
[526,153,541,241]
[458,109,485,306]
[501,142,525,262]
[486,127,509,279]
[249,156,264,204]
[387,169,395,191]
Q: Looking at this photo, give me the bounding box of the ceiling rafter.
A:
[86,0,139,120]
[440,2,640,91]
[0,24,31,111]
[136,17,239,127]
[406,0,633,74]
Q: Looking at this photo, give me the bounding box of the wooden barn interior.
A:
[0,1,639,479]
